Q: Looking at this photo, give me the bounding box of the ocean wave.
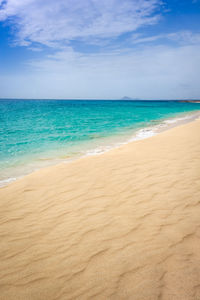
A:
[0,177,17,188]
[82,111,200,157]
[1,110,199,188]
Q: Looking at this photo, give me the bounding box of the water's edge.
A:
[1,110,200,188]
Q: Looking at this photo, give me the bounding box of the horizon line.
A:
[0,98,200,101]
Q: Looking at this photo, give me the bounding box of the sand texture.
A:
[0,120,200,300]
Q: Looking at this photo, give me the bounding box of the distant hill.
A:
[121,96,132,100]
[121,96,141,100]
[179,100,200,103]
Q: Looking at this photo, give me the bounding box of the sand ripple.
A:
[0,120,200,299]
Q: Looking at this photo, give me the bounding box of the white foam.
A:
[84,145,113,156]
[164,116,189,124]
[130,127,156,141]
[0,177,17,188]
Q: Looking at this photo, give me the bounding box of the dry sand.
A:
[0,119,200,300]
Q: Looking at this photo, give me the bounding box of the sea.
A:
[0,99,200,187]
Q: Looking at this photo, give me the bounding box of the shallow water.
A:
[0,99,200,186]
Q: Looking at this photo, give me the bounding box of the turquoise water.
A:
[0,99,200,186]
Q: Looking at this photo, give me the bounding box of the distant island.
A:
[120,97,200,102]
[121,96,141,100]
[179,100,200,103]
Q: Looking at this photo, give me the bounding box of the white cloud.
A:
[168,31,200,44]
[131,31,200,45]
[0,0,161,47]
[0,0,199,100]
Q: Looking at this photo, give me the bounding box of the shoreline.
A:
[1,109,200,188]
[0,117,200,299]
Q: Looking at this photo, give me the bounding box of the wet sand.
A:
[0,119,200,300]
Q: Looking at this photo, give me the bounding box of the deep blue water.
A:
[0,99,200,185]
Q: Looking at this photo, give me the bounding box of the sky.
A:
[0,0,200,100]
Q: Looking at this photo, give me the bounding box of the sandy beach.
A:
[0,118,200,300]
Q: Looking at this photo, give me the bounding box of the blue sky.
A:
[0,0,200,99]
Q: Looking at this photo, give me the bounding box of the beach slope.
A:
[0,119,200,300]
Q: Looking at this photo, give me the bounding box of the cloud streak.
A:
[131,31,200,45]
[0,0,161,47]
